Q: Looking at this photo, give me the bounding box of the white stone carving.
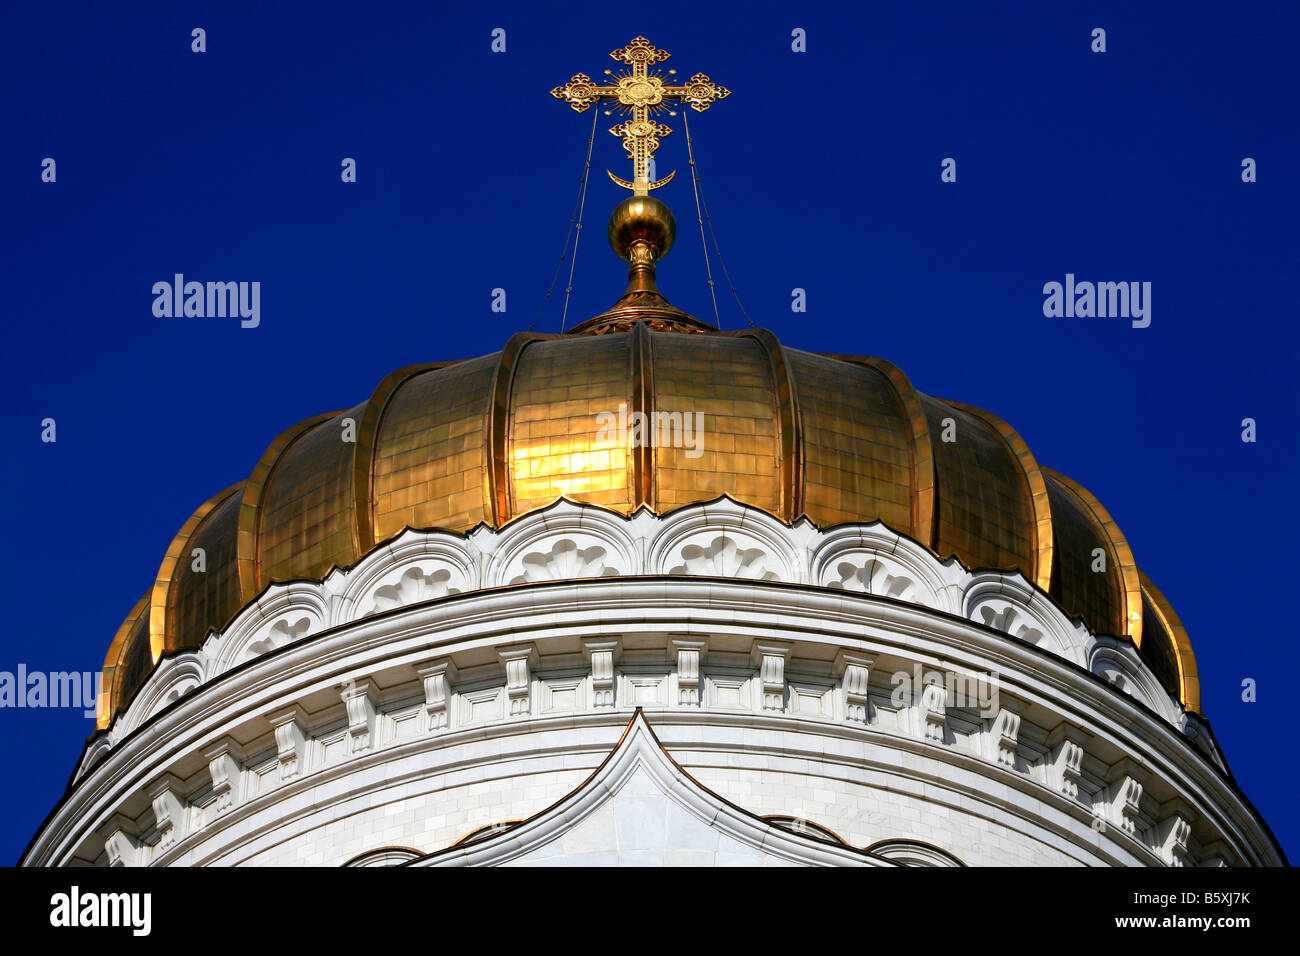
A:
[1157,814,1193,866]
[147,775,186,853]
[831,556,916,599]
[266,705,308,781]
[646,496,805,583]
[103,497,1195,788]
[813,524,960,614]
[671,638,706,707]
[340,680,377,754]
[416,659,457,732]
[205,581,329,677]
[751,641,793,712]
[510,539,618,585]
[117,651,204,737]
[964,572,1088,666]
[833,650,873,724]
[103,825,141,868]
[921,678,948,742]
[488,500,637,588]
[499,645,538,717]
[204,739,244,815]
[418,711,883,867]
[671,535,778,581]
[247,616,312,658]
[1089,638,1181,724]
[1104,762,1148,837]
[1046,725,1088,800]
[583,640,620,708]
[333,533,475,626]
[367,566,457,616]
[34,576,1277,869]
[989,696,1027,769]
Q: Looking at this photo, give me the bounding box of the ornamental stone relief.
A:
[103,497,1176,739]
[366,566,458,616]
[509,538,618,585]
[669,534,778,581]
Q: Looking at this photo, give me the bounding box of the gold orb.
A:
[608,195,676,260]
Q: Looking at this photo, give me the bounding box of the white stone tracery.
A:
[35,497,1277,871]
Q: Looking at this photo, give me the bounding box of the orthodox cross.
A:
[551,36,730,196]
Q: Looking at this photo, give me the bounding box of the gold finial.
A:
[551,36,730,197]
[552,38,727,334]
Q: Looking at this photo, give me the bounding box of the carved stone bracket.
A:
[1104,760,1148,837]
[671,637,707,707]
[339,680,378,754]
[583,640,621,709]
[416,659,458,732]
[750,641,793,713]
[100,814,142,868]
[1046,724,1089,801]
[203,738,246,815]
[833,650,874,724]
[146,773,187,852]
[920,674,948,742]
[499,645,539,717]
[266,705,309,781]
[989,693,1028,769]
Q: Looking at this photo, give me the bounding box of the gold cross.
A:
[551,36,730,196]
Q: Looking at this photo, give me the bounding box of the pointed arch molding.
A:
[1044,468,1143,648]
[105,495,1195,735]
[416,710,883,867]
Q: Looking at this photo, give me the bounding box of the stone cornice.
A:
[23,572,1282,868]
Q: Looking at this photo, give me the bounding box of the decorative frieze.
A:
[111,497,1193,748]
[416,659,457,732]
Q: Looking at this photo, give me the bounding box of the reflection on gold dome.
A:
[100,314,1200,728]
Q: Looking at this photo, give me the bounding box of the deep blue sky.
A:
[3,1,1295,864]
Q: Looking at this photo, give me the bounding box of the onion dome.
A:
[99,193,1200,729]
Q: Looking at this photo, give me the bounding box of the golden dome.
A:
[99,313,1201,727]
